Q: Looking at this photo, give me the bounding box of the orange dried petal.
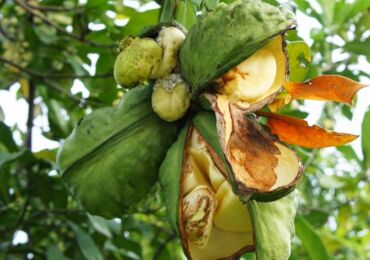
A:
[284,75,367,104]
[259,112,358,148]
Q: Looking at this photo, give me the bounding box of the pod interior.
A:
[180,128,254,260]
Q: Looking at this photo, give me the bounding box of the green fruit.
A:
[179,0,294,98]
[151,74,191,122]
[57,85,177,218]
[113,37,162,88]
[159,114,299,259]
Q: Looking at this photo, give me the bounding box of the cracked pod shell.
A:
[159,113,298,259]
[193,111,303,203]
[57,86,177,219]
[179,0,295,98]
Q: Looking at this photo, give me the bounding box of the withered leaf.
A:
[260,112,358,148]
[284,75,367,104]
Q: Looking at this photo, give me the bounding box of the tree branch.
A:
[25,2,85,13]
[25,81,35,149]
[153,233,176,260]
[0,26,18,42]
[14,0,116,49]
[0,56,113,79]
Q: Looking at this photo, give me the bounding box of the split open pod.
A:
[160,112,301,259]
[179,0,294,102]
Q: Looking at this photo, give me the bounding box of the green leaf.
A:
[0,105,4,121]
[0,150,29,168]
[46,99,72,139]
[69,222,103,260]
[303,209,329,228]
[87,214,113,238]
[295,215,331,260]
[34,25,58,44]
[319,175,345,189]
[362,108,370,170]
[46,245,69,260]
[286,41,311,82]
[0,122,18,152]
[34,149,57,163]
[336,145,361,165]
[159,0,176,23]
[341,105,353,120]
[333,0,370,31]
[174,0,197,29]
[316,0,335,26]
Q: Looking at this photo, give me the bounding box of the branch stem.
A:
[14,0,116,48]
[0,56,112,79]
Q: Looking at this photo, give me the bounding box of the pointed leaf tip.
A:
[260,112,358,148]
[285,75,367,104]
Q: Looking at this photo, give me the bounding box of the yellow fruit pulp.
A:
[181,129,254,259]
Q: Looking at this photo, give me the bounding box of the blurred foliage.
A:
[0,0,369,259]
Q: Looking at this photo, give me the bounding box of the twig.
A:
[25,2,85,13]
[0,26,17,42]
[25,81,35,149]
[0,56,113,79]
[27,208,85,220]
[14,0,116,49]
[153,233,176,260]
[9,81,35,242]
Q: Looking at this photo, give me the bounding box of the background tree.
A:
[0,0,369,259]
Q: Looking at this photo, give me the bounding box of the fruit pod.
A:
[159,113,298,259]
[179,0,294,102]
[57,85,177,219]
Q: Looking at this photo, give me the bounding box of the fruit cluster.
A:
[57,0,366,259]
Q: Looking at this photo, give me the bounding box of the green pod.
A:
[159,113,298,259]
[57,86,177,219]
[179,0,295,98]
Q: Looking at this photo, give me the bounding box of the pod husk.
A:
[159,113,298,259]
[193,111,303,202]
[57,85,177,218]
[179,0,295,98]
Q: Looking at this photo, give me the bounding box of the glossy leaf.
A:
[0,122,18,152]
[46,245,69,260]
[260,112,358,148]
[295,215,331,260]
[285,75,367,104]
[286,41,311,82]
[174,0,197,29]
[69,222,103,260]
[362,108,370,170]
[87,214,113,238]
